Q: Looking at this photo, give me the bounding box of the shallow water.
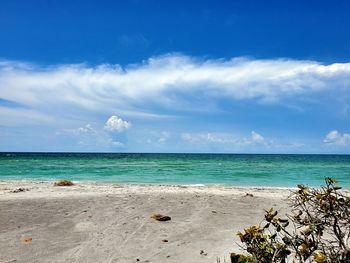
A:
[0,153,349,187]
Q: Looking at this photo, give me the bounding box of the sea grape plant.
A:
[231,178,350,263]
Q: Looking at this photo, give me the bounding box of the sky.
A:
[0,0,350,153]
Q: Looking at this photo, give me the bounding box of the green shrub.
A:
[233,178,350,263]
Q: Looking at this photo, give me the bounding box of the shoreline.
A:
[0,179,299,188]
[0,180,296,200]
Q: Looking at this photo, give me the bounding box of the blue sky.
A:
[1,0,350,153]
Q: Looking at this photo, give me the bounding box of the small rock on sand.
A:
[20,237,32,243]
[150,213,171,221]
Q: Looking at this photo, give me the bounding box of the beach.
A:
[0,181,292,263]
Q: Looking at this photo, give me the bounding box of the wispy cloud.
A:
[73,124,97,135]
[157,131,170,143]
[181,131,265,146]
[179,131,309,153]
[1,54,350,125]
[0,106,53,126]
[143,131,171,145]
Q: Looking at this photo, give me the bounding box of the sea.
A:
[0,153,349,188]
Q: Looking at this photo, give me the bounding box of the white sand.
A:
[0,181,293,263]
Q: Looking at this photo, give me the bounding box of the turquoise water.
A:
[0,153,349,188]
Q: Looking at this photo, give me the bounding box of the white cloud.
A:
[74,124,96,135]
[49,116,131,150]
[102,138,124,147]
[251,131,265,143]
[104,115,131,132]
[181,133,231,143]
[58,123,126,149]
[323,130,350,145]
[1,55,350,125]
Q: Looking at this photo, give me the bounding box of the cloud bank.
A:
[1,54,350,152]
[1,54,350,123]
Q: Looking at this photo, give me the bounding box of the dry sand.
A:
[0,181,292,263]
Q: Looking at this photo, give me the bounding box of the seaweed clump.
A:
[54,180,74,186]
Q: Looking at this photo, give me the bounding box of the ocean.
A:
[0,153,349,188]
